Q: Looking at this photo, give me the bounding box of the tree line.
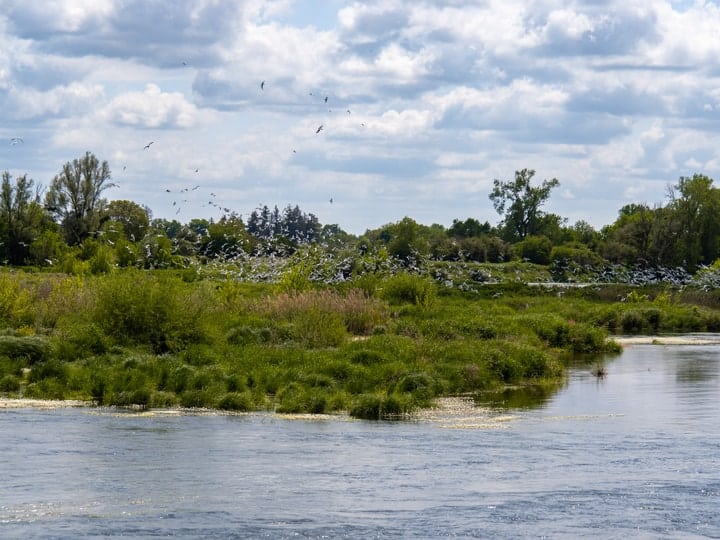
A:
[3,153,720,274]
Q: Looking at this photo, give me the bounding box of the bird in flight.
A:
[144,141,154,150]
[10,137,23,145]
[316,125,324,134]
[324,96,328,103]
[260,81,265,90]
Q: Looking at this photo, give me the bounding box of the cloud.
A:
[101,83,200,129]
[3,1,244,67]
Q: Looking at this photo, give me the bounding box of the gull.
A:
[144,141,154,150]
[316,124,324,134]
[10,137,23,145]
[324,96,328,103]
[260,81,265,90]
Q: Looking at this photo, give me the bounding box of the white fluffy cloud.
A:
[102,84,199,129]
[3,0,720,233]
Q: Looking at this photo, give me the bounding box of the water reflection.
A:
[475,379,566,410]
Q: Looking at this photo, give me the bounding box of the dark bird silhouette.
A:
[316,124,324,134]
[260,81,265,90]
[144,141,154,150]
[329,197,333,204]
[324,96,328,103]
[182,61,188,66]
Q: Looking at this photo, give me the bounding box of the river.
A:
[1,337,719,538]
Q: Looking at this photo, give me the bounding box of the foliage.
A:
[45,152,116,246]
[379,272,437,307]
[489,168,560,242]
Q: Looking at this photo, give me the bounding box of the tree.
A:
[0,171,48,265]
[45,152,115,245]
[489,169,560,242]
[104,200,150,242]
[447,217,492,238]
[666,174,720,268]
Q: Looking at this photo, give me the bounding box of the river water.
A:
[1,338,719,539]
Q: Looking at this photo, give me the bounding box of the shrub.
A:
[217,391,253,411]
[380,273,436,307]
[53,323,109,361]
[0,336,51,364]
[0,272,34,327]
[292,308,347,348]
[521,315,570,347]
[149,390,179,408]
[349,393,411,420]
[567,322,610,353]
[95,271,210,352]
[350,350,385,366]
[0,374,21,393]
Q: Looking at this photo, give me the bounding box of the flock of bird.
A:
[126,75,354,218]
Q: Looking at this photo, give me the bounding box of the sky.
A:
[2,0,720,235]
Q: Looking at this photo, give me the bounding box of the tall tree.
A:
[489,168,559,242]
[0,171,48,265]
[104,199,150,242]
[45,152,115,245]
[666,174,720,268]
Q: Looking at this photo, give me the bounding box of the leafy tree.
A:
[0,171,48,265]
[447,217,492,238]
[600,204,654,265]
[513,235,552,264]
[104,199,150,242]
[489,168,560,242]
[666,174,720,268]
[198,213,250,259]
[45,152,116,245]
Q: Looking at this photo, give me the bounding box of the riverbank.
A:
[0,398,92,409]
[613,334,720,345]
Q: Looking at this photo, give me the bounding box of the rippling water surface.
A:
[2,338,719,538]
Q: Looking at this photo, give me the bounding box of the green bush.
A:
[0,374,21,392]
[349,393,411,420]
[291,308,347,348]
[0,335,51,364]
[380,273,436,307]
[217,391,253,411]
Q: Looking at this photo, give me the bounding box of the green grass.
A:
[1,267,716,418]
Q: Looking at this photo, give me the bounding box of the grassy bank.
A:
[0,267,717,419]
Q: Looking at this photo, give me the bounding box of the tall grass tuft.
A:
[256,289,388,341]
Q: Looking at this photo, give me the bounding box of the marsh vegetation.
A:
[2,261,719,419]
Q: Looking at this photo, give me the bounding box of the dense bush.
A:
[379,273,436,306]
